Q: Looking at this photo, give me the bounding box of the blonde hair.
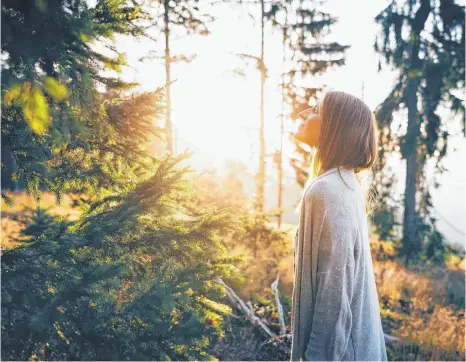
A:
[295,90,378,213]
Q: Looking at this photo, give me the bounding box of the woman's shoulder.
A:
[304,170,357,204]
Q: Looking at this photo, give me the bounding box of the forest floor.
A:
[1,191,465,361]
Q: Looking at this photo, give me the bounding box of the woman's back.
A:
[291,167,387,361]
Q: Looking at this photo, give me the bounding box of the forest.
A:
[1,0,465,360]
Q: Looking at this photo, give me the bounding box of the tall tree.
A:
[268,0,292,228]
[257,0,266,212]
[265,0,348,219]
[1,2,243,360]
[286,0,348,187]
[147,0,213,153]
[164,0,173,152]
[276,6,289,228]
[235,0,269,212]
[374,0,465,266]
[237,0,346,213]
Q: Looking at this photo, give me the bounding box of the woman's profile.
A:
[290,90,388,361]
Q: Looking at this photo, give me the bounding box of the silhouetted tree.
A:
[146,0,213,153]
[265,0,348,192]
[236,0,268,212]
[374,0,465,266]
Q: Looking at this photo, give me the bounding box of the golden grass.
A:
[1,217,24,249]
[1,191,80,216]
[372,242,465,361]
[1,191,81,250]
[396,298,464,360]
[2,192,465,360]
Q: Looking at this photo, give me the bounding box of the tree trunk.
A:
[278,20,287,228]
[256,0,266,212]
[402,0,431,266]
[164,0,173,154]
[402,76,420,266]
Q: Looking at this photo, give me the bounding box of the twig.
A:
[384,333,401,345]
[247,300,255,314]
[214,277,400,348]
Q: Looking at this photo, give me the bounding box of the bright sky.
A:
[113,0,465,249]
[118,0,397,162]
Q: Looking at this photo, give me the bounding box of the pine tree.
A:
[1,0,156,201]
[265,0,348,191]
[1,2,242,360]
[374,0,465,266]
[233,0,346,212]
[287,0,348,187]
[1,154,240,361]
[226,210,291,298]
[18,206,72,241]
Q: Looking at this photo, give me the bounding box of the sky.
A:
[111,0,465,250]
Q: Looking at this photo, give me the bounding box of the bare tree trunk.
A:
[164,0,173,154]
[256,0,266,212]
[277,19,287,229]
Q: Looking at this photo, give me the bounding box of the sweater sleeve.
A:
[293,227,298,274]
[303,187,356,361]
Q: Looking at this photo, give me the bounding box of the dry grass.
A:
[2,192,465,360]
[395,298,464,360]
[1,191,81,251]
[1,217,24,249]
[373,241,465,361]
[220,229,465,360]
[1,191,81,216]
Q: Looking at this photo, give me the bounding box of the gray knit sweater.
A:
[290,167,388,361]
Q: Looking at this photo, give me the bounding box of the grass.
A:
[1,191,81,250]
[372,241,465,361]
[2,192,465,361]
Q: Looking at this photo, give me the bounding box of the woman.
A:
[290,91,388,361]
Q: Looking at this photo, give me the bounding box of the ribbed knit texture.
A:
[291,167,388,361]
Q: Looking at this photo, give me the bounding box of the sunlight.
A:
[110,0,464,246]
[3,0,465,360]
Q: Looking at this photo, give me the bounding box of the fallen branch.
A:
[271,274,287,335]
[214,277,276,338]
[214,277,400,349]
[247,300,255,314]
